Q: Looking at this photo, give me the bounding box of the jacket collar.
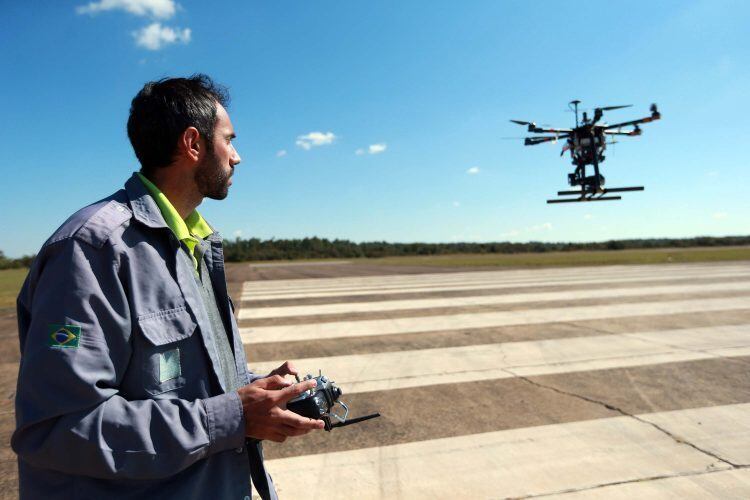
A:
[124,172,171,230]
[124,172,223,242]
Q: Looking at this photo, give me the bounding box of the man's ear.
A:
[180,127,202,162]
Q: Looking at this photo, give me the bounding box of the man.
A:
[12,75,323,499]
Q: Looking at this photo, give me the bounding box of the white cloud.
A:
[713,212,728,220]
[355,143,387,155]
[133,22,190,50]
[276,150,287,157]
[583,214,593,220]
[452,201,461,207]
[500,229,521,238]
[233,230,243,238]
[466,166,480,175]
[528,222,553,232]
[77,0,177,19]
[296,131,336,150]
[368,143,387,155]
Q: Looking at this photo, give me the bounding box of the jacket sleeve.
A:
[12,237,245,480]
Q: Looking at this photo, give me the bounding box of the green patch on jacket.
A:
[48,324,81,348]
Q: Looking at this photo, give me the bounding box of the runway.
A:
[238,261,750,499]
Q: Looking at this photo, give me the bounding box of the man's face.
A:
[194,103,241,200]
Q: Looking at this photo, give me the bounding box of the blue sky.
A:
[1,0,748,257]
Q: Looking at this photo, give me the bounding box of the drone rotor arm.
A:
[604,129,641,137]
[524,134,569,146]
[606,105,661,129]
[604,117,654,129]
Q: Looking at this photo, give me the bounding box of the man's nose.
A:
[232,147,241,165]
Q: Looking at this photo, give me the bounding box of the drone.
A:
[511,100,661,203]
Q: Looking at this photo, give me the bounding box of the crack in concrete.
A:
[509,466,748,499]
[501,367,743,470]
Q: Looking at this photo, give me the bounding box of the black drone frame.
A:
[548,186,644,204]
[511,101,660,204]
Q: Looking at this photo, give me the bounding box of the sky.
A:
[1,0,749,257]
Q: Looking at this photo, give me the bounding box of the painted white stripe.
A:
[240,296,750,344]
[264,404,750,500]
[239,280,750,319]
[241,268,750,300]
[248,324,750,394]
[249,260,351,268]
[241,264,750,294]
[546,468,750,499]
[242,263,750,291]
[641,404,750,466]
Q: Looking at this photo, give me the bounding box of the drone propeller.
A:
[596,105,632,112]
[510,119,536,127]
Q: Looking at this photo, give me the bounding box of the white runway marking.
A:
[239,280,750,319]
[240,296,750,343]
[641,403,750,466]
[547,468,750,499]
[265,404,750,500]
[248,260,351,268]
[249,324,750,393]
[242,263,750,291]
[241,267,750,300]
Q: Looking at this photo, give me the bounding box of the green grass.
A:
[0,268,28,312]
[374,246,750,268]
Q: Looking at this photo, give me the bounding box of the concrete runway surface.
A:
[239,261,750,499]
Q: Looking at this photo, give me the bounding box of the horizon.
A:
[5,233,750,260]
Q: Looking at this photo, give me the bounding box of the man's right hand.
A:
[237,375,325,442]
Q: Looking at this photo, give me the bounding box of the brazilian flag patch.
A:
[48,324,81,348]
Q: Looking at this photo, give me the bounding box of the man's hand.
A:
[238,375,325,443]
[266,360,298,379]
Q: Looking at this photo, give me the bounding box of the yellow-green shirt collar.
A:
[136,172,214,268]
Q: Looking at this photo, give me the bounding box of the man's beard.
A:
[194,149,231,200]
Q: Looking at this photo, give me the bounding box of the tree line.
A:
[2,235,748,269]
[222,235,750,262]
[0,251,34,270]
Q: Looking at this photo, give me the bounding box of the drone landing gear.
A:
[547,186,644,204]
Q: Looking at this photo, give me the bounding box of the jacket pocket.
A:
[137,306,197,395]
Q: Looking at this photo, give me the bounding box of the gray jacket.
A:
[13,174,277,500]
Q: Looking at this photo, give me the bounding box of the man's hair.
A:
[127,74,230,175]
